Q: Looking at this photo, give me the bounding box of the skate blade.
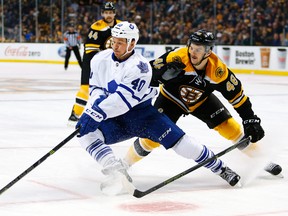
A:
[274,173,284,178]
[234,180,243,188]
[67,120,77,128]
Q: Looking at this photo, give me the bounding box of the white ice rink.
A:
[0,62,288,216]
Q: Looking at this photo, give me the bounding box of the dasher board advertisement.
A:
[217,46,288,74]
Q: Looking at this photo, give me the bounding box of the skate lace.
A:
[264,163,277,171]
[220,167,236,183]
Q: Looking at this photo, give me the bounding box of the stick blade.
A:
[133,189,146,198]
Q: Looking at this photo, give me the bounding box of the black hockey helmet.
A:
[101,2,116,11]
[187,30,215,50]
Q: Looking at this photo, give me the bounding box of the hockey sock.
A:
[73,84,89,116]
[124,138,160,166]
[172,135,223,174]
[214,117,242,141]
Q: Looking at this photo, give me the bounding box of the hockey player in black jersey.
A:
[124,29,282,177]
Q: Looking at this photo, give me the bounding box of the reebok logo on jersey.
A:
[137,61,149,73]
[194,77,202,85]
[159,127,172,141]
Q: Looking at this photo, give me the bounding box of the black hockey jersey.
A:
[84,19,122,54]
[151,47,248,114]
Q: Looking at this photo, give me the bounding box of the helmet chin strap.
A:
[120,40,135,58]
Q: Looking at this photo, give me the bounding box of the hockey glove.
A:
[151,60,186,86]
[76,103,106,137]
[166,61,186,71]
[161,61,186,82]
[243,115,264,143]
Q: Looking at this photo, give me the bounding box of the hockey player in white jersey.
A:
[76,21,242,194]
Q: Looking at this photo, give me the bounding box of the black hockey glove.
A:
[150,60,186,86]
[161,61,186,82]
[166,61,186,71]
[242,115,264,143]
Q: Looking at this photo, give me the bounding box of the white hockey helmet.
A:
[111,21,139,45]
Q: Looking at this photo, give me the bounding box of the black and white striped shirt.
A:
[63,31,81,47]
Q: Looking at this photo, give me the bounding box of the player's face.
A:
[111,37,129,59]
[102,10,116,24]
[112,37,135,60]
[188,44,207,65]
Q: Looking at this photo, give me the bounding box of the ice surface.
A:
[0,62,288,216]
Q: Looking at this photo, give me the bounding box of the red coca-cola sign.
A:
[5,46,29,56]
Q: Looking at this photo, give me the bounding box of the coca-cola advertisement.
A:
[4,45,41,57]
[0,43,81,63]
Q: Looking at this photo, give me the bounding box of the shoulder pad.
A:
[207,52,229,82]
[166,47,189,64]
[91,20,110,31]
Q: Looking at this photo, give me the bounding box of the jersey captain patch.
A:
[215,66,225,78]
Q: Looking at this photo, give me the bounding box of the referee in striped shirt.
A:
[63,24,82,70]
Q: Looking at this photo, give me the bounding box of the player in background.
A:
[63,23,82,70]
[68,2,122,123]
[76,22,243,193]
[124,30,282,177]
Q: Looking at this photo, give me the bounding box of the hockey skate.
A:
[264,162,283,177]
[102,159,132,181]
[100,159,132,195]
[219,166,241,187]
[67,110,79,126]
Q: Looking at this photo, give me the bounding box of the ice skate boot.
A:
[264,162,283,177]
[102,159,132,182]
[100,159,132,195]
[67,110,79,126]
[219,166,241,187]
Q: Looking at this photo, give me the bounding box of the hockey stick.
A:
[0,128,80,195]
[124,136,251,198]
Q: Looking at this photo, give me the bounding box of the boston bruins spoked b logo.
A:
[105,36,113,49]
[179,85,203,105]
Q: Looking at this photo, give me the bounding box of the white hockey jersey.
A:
[88,49,158,119]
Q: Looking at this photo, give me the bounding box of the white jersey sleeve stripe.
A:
[116,91,132,109]
[90,86,104,95]
[119,83,142,101]
[140,88,156,101]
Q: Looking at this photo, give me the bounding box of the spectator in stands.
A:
[3,0,288,46]
[271,33,282,46]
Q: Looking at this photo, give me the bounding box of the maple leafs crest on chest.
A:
[137,61,149,73]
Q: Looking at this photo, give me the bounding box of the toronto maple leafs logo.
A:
[137,61,149,73]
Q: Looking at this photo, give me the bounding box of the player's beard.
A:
[104,16,114,25]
